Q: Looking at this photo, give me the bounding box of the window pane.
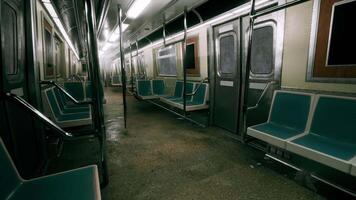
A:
[327,1,356,66]
[2,3,17,75]
[251,26,274,75]
[185,43,196,69]
[44,29,54,77]
[157,46,177,76]
[219,35,236,74]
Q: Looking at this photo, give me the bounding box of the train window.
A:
[219,34,236,75]
[251,26,274,76]
[137,53,146,79]
[185,36,200,76]
[156,45,177,76]
[327,0,356,66]
[2,2,18,75]
[308,0,356,81]
[54,36,62,77]
[43,19,55,79]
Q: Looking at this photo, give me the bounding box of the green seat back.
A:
[46,89,62,118]
[137,80,152,96]
[174,81,183,98]
[310,96,356,144]
[85,82,93,99]
[191,84,207,105]
[270,92,311,132]
[185,83,194,101]
[152,80,165,95]
[0,139,21,199]
[64,82,85,101]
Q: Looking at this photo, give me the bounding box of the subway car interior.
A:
[1,0,356,199]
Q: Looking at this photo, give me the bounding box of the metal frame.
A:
[306,0,356,84]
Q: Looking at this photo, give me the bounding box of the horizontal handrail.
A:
[186,77,209,96]
[247,81,276,111]
[40,81,93,105]
[2,93,73,138]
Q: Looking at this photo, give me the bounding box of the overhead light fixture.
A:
[42,0,80,59]
[127,0,151,19]
[108,23,129,42]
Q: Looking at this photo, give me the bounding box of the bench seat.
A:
[42,88,92,128]
[248,122,305,148]
[247,91,314,148]
[286,95,356,174]
[163,83,209,111]
[0,139,100,200]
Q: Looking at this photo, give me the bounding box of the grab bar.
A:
[40,81,93,105]
[2,93,73,138]
[247,81,276,111]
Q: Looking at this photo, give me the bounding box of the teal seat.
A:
[247,91,313,148]
[53,88,90,113]
[64,82,85,101]
[137,80,152,96]
[43,88,92,127]
[177,83,207,106]
[152,79,165,96]
[287,95,356,174]
[165,81,183,100]
[0,138,101,200]
[163,83,209,111]
[169,82,195,102]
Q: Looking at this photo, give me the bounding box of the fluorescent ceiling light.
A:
[42,0,79,59]
[127,0,151,19]
[108,23,129,42]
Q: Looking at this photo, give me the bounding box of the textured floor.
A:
[101,87,323,200]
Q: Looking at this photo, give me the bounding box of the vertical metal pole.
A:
[84,0,108,187]
[135,40,140,79]
[129,44,134,92]
[242,0,256,141]
[182,8,188,116]
[118,5,127,128]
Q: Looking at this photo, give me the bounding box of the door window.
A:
[2,2,18,75]
[218,34,236,76]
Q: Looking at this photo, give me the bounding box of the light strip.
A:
[42,1,80,59]
[108,23,129,42]
[127,0,152,19]
[138,0,272,52]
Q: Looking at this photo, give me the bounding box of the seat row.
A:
[0,138,100,200]
[42,85,92,128]
[247,90,356,176]
[136,80,209,111]
[160,81,209,111]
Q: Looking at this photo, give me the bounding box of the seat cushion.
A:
[247,122,304,148]
[10,166,100,200]
[290,134,356,160]
[287,134,354,173]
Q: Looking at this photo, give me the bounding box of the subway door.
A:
[212,20,241,133]
[241,5,285,128]
[0,0,44,178]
